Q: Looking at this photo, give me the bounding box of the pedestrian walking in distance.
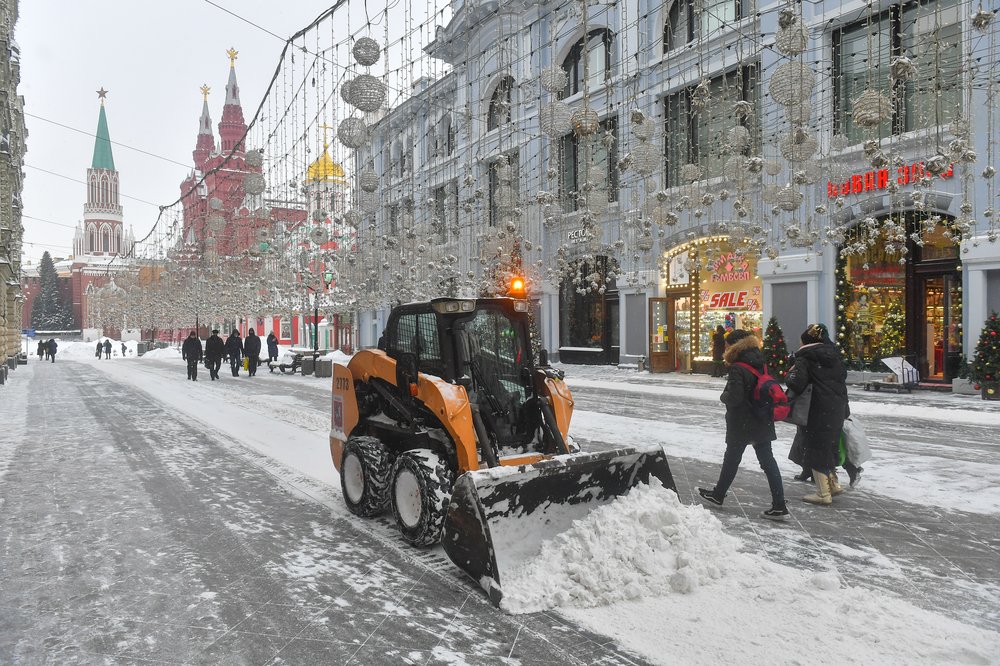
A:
[205,329,225,381]
[712,325,727,377]
[37,340,45,360]
[786,323,855,505]
[47,338,57,363]
[266,332,279,363]
[121,342,127,357]
[244,329,262,377]
[225,329,243,377]
[96,340,103,359]
[181,331,203,381]
[698,329,789,521]
[103,339,112,359]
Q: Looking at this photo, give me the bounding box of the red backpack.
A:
[733,362,791,423]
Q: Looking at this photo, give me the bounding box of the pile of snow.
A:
[500,480,1000,664]
[501,479,738,613]
[142,346,182,360]
[54,337,138,360]
[326,349,352,364]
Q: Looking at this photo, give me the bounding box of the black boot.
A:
[793,469,813,482]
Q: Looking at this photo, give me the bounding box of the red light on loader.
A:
[509,276,526,298]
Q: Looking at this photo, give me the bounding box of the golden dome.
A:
[306,145,346,183]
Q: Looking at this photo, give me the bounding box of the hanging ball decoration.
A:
[769,61,816,106]
[207,213,226,233]
[255,227,271,243]
[727,126,751,151]
[539,101,573,137]
[359,190,379,213]
[775,11,808,55]
[337,117,370,149]
[310,227,329,245]
[312,209,327,223]
[210,197,223,210]
[779,129,818,162]
[244,173,266,196]
[352,37,381,66]
[348,74,386,113]
[889,56,918,82]
[973,8,994,32]
[690,80,711,111]
[631,142,661,176]
[680,163,703,183]
[732,100,754,119]
[925,153,951,176]
[983,166,996,179]
[571,106,601,137]
[344,209,362,228]
[851,89,893,127]
[632,112,658,141]
[830,134,849,152]
[540,65,568,93]
[244,149,264,169]
[723,155,750,185]
[776,185,804,211]
[637,232,654,252]
[359,167,379,192]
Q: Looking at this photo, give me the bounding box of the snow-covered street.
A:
[2,353,999,664]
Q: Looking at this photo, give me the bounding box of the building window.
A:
[101,227,111,253]
[834,0,962,145]
[433,182,458,243]
[663,0,694,52]
[444,115,456,155]
[664,65,759,187]
[700,0,744,35]
[563,29,613,97]
[559,116,619,212]
[488,151,519,228]
[387,204,399,236]
[487,76,514,131]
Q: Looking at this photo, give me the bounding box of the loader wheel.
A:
[341,437,391,517]
[390,450,454,547]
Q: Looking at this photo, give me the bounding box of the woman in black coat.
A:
[244,329,262,377]
[698,329,788,520]
[785,323,851,505]
[224,329,243,377]
[711,325,727,376]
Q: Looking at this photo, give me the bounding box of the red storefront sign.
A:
[708,291,760,309]
[827,161,954,199]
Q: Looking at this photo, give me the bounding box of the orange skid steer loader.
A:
[330,297,674,605]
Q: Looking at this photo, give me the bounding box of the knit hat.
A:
[801,323,831,345]
[725,329,753,346]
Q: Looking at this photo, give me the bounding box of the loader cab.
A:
[382,299,537,451]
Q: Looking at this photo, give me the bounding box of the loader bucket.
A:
[441,445,675,606]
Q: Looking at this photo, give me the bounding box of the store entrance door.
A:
[918,274,962,381]
[648,295,692,372]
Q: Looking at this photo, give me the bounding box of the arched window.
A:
[114,228,122,254]
[563,29,614,97]
[101,225,111,253]
[487,76,514,131]
[427,121,439,161]
[663,1,694,53]
[88,224,97,253]
[391,140,403,178]
[442,114,456,156]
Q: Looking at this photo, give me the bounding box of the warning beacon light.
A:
[508,276,526,299]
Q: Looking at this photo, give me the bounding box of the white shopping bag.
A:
[842,417,872,465]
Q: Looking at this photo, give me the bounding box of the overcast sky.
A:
[16,1,346,264]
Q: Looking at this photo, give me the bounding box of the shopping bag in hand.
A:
[842,416,872,465]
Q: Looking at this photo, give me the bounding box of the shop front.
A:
[651,237,762,373]
[838,214,962,381]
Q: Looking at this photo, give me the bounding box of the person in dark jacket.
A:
[103,339,112,359]
[121,342,127,357]
[37,340,46,360]
[96,340,103,359]
[47,338,57,363]
[698,329,788,520]
[266,332,279,363]
[244,329,262,377]
[785,323,853,505]
[204,329,225,380]
[225,329,243,377]
[711,325,727,377]
[181,331,203,381]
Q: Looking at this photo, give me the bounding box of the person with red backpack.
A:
[698,329,789,520]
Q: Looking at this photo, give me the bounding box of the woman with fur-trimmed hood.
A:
[697,329,788,521]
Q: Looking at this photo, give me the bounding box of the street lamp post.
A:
[305,269,335,359]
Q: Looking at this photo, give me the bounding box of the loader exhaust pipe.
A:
[441,445,675,606]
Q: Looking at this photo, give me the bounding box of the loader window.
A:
[459,309,532,447]
[390,312,443,376]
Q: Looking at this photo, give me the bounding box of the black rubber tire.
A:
[389,450,454,547]
[340,436,391,517]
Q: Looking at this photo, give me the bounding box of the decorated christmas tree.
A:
[834,253,853,363]
[969,311,1000,399]
[877,300,905,359]
[762,316,790,381]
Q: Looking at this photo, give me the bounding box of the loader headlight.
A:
[513,300,528,312]
[433,299,476,314]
